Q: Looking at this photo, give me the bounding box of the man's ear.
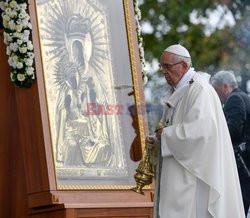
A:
[222,83,227,92]
[223,83,231,94]
[223,83,229,90]
[182,61,188,70]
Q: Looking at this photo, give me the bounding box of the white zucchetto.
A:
[164,44,191,58]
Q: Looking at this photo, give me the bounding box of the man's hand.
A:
[155,128,163,141]
[145,136,156,149]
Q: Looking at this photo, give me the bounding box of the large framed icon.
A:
[33,0,148,190]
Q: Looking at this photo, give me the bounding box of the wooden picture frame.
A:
[31,0,148,190]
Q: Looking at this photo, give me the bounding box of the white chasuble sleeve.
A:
[160,82,245,218]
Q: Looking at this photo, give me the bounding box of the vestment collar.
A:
[175,67,196,91]
[162,68,196,107]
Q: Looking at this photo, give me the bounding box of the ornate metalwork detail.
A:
[131,148,154,194]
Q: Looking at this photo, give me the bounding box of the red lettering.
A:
[115,105,124,115]
[106,105,114,115]
[86,103,97,115]
[97,105,106,115]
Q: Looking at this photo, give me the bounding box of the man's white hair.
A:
[211,70,238,88]
[176,55,192,68]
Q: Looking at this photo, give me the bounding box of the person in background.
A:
[211,70,250,216]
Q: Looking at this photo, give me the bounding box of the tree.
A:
[139,0,250,132]
[140,0,250,90]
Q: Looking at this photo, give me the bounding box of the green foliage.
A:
[141,0,250,131]
[140,0,250,79]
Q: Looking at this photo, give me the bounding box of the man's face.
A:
[159,52,187,87]
[212,84,231,104]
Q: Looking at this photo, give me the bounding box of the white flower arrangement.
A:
[0,0,35,87]
[0,0,142,86]
[133,0,148,85]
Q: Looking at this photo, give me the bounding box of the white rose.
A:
[8,20,16,30]
[22,20,28,27]
[27,52,34,59]
[13,32,19,38]
[3,37,7,44]
[16,62,24,69]
[16,24,23,32]
[18,12,25,19]
[19,46,27,54]
[22,35,29,42]
[5,33,13,42]
[137,10,142,20]
[5,8,12,15]
[9,10,17,18]
[8,57,13,66]
[17,39,23,45]
[21,13,30,22]
[24,13,30,19]
[3,19,9,28]
[23,30,30,36]
[16,19,21,25]
[14,4,20,11]
[10,72,16,82]
[140,47,145,56]
[19,11,27,19]
[9,43,18,52]
[17,73,26,81]
[3,14,10,22]
[18,35,25,42]
[12,63,17,68]
[137,25,142,33]
[0,2,7,10]
[6,47,11,55]
[25,58,33,66]
[19,3,27,10]
[27,41,33,50]
[12,55,19,62]
[9,1,17,9]
[143,75,148,85]
[141,57,146,66]
[26,67,34,76]
[27,23,32,29]
[9,58,17,68]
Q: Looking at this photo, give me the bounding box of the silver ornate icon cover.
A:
[35,0,131,188]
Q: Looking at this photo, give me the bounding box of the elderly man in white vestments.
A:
[146,44,245,218]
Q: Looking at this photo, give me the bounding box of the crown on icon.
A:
[66,15,91,38]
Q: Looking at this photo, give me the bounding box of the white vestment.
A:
[155,69,245,218]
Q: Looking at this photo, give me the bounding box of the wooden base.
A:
[28,190,154,217]
[29,206,153,218]
[0,30,28,218]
